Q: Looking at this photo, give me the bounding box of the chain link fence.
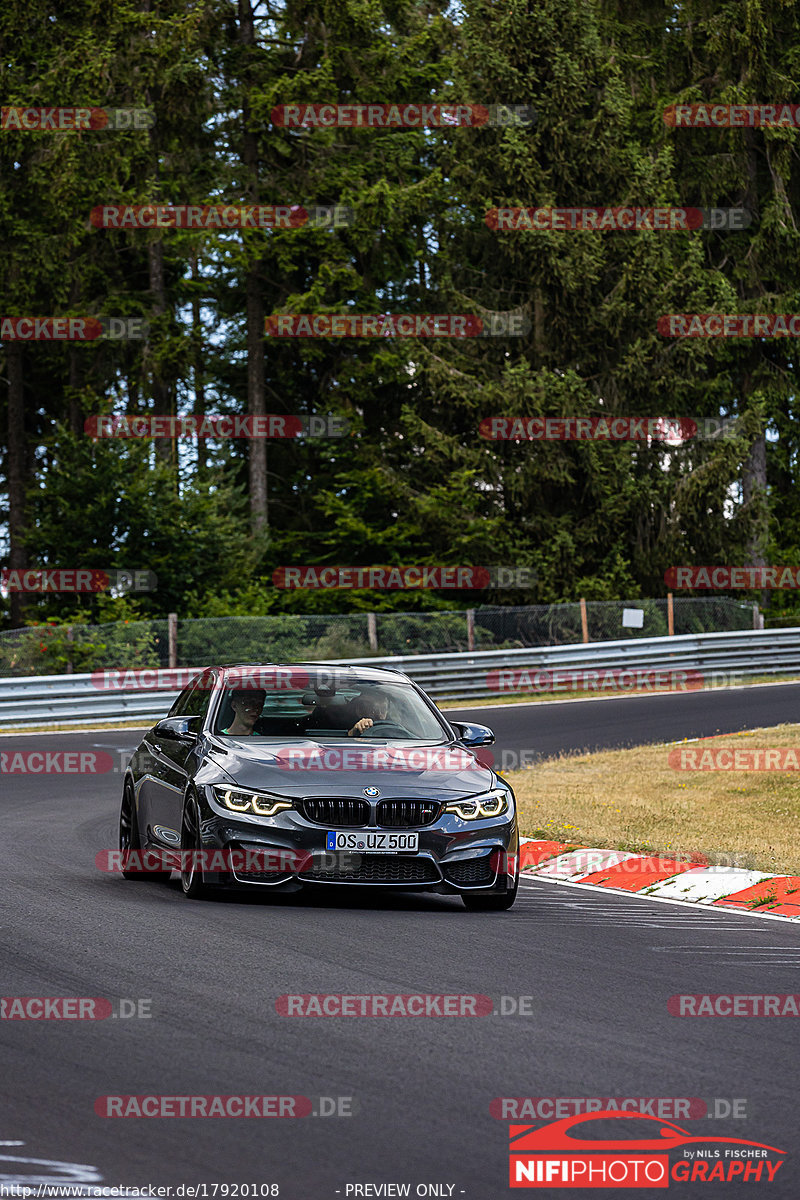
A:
[0,598,757,677]
[473,598,757,646]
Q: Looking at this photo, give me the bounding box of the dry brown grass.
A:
[507,723,800,875]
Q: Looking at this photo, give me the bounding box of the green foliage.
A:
[0,613,162,675]
[2,0,799,631]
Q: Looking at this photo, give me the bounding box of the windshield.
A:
[214,670,448,741]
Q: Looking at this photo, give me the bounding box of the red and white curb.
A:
[519,838,800,920]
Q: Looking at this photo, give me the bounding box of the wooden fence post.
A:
[168,612,178,668]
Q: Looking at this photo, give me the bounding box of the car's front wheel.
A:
[180,793,212,900]
[119,782,171,882]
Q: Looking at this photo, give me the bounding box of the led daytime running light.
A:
[215,786,293,817]
[444,789,508,821]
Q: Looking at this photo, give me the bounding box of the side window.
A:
[180,673,215,721]
[169,673,214,720]
[169,681,198,717]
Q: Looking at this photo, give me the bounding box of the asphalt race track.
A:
[3,683,800,1197]
[446,679,800,762]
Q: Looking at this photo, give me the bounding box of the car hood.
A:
[205,736,498,798]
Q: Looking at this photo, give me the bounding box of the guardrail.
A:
[0,627,796,729]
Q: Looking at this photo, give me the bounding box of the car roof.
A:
[217,662,414,685]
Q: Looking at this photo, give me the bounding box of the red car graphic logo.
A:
[510,1110,785,1154]
[509,1111,785,1189]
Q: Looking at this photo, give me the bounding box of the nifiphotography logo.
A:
[507,1111,785,1188]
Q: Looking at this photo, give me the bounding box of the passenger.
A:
[222,688,266,735]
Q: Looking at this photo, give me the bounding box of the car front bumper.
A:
[194,789,519,894]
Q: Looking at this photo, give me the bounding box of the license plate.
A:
[325,831,419,853]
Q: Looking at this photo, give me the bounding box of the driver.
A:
[222,688,266,735]
[347,687,390,737]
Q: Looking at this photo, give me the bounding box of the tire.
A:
[462,861,519,911]
[180,793,213,900]
[119,782,171,882]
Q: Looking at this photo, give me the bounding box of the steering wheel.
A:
[359,720,413,738]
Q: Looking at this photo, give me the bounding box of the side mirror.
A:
[451,721,495,747]
[153,716,200,743]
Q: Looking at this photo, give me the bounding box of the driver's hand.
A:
[348,718,374,737]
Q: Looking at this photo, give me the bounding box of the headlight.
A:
[444,788,509,821]
[212,786,294,817]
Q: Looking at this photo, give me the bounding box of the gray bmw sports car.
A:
[118,663,519,909]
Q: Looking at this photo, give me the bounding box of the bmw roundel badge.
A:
[363,786,380,797]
